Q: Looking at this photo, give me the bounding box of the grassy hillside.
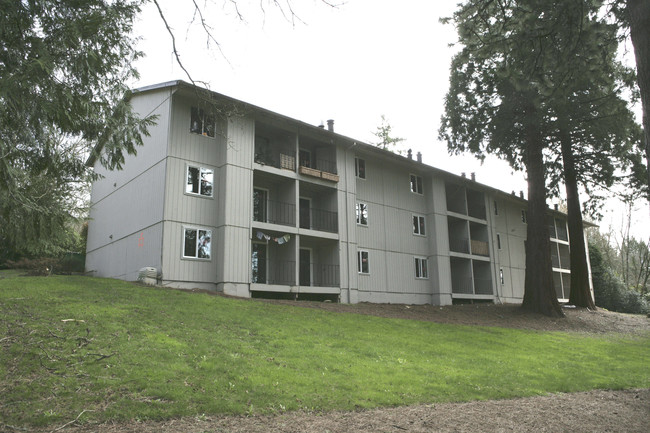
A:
[1,272,648,427]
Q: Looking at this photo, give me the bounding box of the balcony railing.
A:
[559,252,570,270]
[254,147,296,171]
[253,259,295,285]
[449,237,470,254]
[555,224,568,241]
[474,278,493,295]
[551,253,560,268]
[300,208,338,233]
[254,199,295,227]
[301,264,340,287]
[470,240,490,257]
[452,277,473,294]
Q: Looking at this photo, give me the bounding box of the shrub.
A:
[590,243,650,315]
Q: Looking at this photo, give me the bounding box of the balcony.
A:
[253,198,295,227]
[449,237,470,254]
[300,263,340,287]
[252,259,296,286]
[299,207,338,233]
[470,239,489,257]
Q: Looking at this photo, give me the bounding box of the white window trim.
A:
[355,157,366,179]
[356,202,369,226]
[182,226,213,261]
[185,164,215,198]
[414,256,429,279]
[412,214,426,236]
[410,174,423,195]
[357,250,369,274]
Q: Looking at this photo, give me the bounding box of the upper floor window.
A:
[186,165,214,197]
[410,174,423,194]
[183,227,212,259]
[357,250,369,274]
[356,202,368,226]
[496,233,502,250]
[413,215,426,236]
[414,257,428,279]
[355,157,366,179]
[521,210,528,224]
[494,200,499,215]
[190,107,216,138]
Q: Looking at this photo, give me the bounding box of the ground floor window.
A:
[357,250,369,274]
[183,227,212,259]
[415,257,428,279]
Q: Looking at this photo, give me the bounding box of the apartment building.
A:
[86,80,590,305]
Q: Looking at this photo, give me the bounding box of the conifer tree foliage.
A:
[0,0,156,260]
[440,0,638,315]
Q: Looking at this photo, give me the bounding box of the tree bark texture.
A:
[521,103,565,317]
[559,127,596,309]
[628,0,650,206]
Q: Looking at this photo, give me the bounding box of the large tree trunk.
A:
[559,127,596,309]
[628,0,650,206]
[521,103,564,317]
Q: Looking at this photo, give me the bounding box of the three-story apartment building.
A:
[86,81,592,305]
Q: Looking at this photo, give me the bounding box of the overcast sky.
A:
[132,0,648,240]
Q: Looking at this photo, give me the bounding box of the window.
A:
[496,233,502,250]
[414,257,428,279]
[410,174,423,194]
[357,250,369,274]
[499,268,504,285]
[494,200,499,215]
[183,227,212,259]
[186,165,214,197]
[355,157,366,179]
[413,215,426,236]
[356,202,368,226]
[190,106,216,137]
[521,210,527,224]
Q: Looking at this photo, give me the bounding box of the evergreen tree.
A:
[0,0,156,259]
[440,0,638,315]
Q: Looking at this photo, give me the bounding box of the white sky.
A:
[132,0,648,240]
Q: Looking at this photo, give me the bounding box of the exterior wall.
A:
[86,82,592,307]
[86,88,172,280]
[354,154,434,304]
[488,194,527,303]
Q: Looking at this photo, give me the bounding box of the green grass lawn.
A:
[1,272,648,427]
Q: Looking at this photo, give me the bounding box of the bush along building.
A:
[86,81,593,305]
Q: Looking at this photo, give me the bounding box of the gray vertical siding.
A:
[86,88,172,280]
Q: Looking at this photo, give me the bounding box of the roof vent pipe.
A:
[327,119,334,132]
[407,149,412,159]
[519,191,524,199]
[471,172,475,181]
[461,172,466,178]
[417,152,422,163]
[318,121,324,128]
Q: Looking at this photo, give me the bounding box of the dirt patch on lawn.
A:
[26,389,650,433]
